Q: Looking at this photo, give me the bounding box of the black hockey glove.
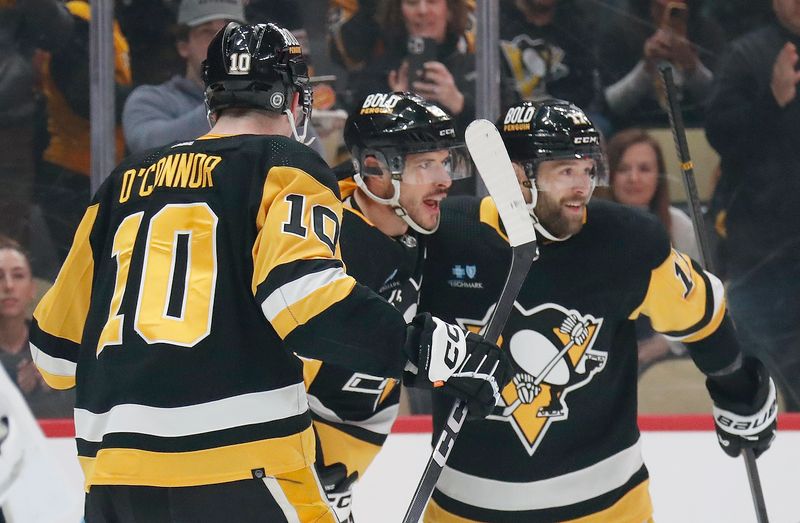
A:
[315,460,358,522]
[706,356,777,458]
[403,313,511,418]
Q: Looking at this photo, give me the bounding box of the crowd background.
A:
[1,0,797,418]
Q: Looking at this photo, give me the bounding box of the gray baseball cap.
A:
[178,0,245,27]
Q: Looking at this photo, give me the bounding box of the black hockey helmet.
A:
[344,92,469,180]
[202,22,312,118]
[497,99,607,183]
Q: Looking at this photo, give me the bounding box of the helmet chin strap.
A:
[526,180,572,242]
[284,108,316,147]
[353,173,438,235]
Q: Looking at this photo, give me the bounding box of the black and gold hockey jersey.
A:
[28,135,409,491]
[420,197,739,522]
[303,179,425,501]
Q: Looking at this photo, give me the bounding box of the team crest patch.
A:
[457,303,606,455]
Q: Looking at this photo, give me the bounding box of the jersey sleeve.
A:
[29,203,100,390]
[252,163,408,379]
[630,248,741,373]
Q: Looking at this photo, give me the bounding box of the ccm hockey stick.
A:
[402,119,539,523]
[659,63,769,523]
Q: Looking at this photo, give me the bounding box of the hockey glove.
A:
[403,313,511,418]
[706,356,777,458]
[315,460,358,523]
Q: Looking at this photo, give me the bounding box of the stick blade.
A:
[465,119,536,247]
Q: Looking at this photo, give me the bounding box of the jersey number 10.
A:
[96,203,218,355]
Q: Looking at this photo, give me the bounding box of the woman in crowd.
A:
[0,236,73,418]
[605,128,699,372]
[350,0,476,128]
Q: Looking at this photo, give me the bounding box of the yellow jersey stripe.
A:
[314,420,382,479]
[33,203,98,344]
[339,177,358,200]
[562,480,653,523]
[424,480,652,523]
[344,201,374,227]
[78,425,316,490]
[29,341,76,389]
[262,465,338,523]
[269,275,356,339]
[630,249,720,337]
[479,196,509,243]
[379,379,399,404]
[261,266,351,321]
[302,357,324,387]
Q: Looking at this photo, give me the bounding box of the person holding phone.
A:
[349,0,517,142]
[598,0,725,128]
[387,0,471,122]
[350,0,474,195]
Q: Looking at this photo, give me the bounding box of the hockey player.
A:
[27,23,509,522]
[305,91,471,521]
[419,99,777,522]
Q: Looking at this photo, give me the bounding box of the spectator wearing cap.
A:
[122,0,245,154]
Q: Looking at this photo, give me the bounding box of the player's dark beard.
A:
[535,191,585,238]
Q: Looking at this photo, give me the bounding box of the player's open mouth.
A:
[423,199,440,212]
[423,195,446,212]
[564,202,584,214]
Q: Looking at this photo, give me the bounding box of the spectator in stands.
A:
[0,237,73,418]
[351,0,492,133]
[36,0,132,263]
[598,0,725,129]
[115,0,184,86]
[705,0,800,412]
[0,0,73,251]
[122,0,245,154]
[327,0,384,77]
[607,128,699,259]
[605,128,698,373]
[124,0,326,158]
[499,0,607,132]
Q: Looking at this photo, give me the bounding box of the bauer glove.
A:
[706,356,777,458]
[403,313,511,418]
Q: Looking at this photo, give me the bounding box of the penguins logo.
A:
[499,35,569,100]
[458,303,606,456]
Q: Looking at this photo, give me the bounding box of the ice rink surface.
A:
[34,426,800,522]
[351,431,800,523]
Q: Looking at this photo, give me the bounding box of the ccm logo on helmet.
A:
[360,93,403,115]
[573,136,599,144]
